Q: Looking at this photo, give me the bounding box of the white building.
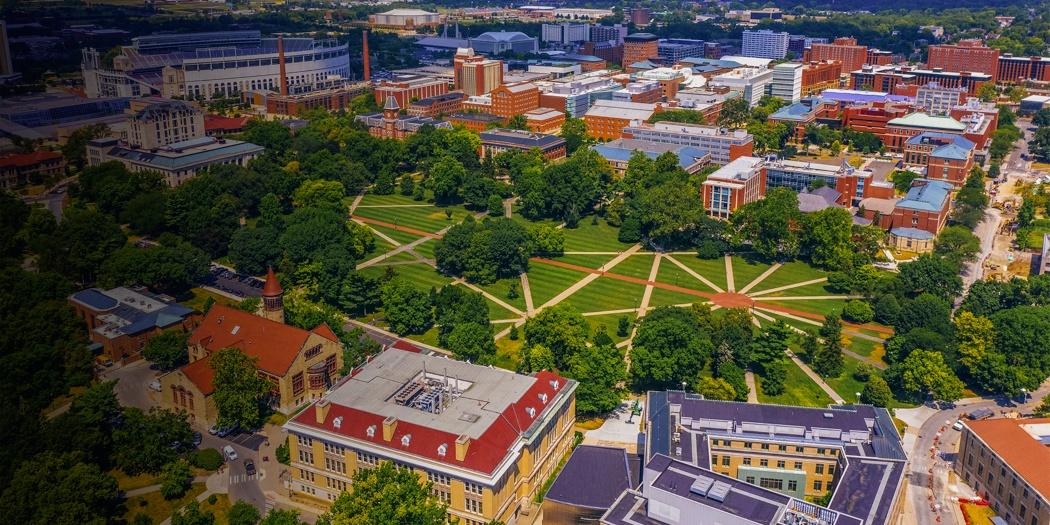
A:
[622,122,754,165]
[87,136,264,187]
[123,98,204,150]
[915,82,966,115]
[741,30,789,60]
[770,62,803,103]
[541,23,590,45]
[710,67,774,107]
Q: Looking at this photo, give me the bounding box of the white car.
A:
[952,420,964,431]
[223,445,238,461]
[148,380,162,392]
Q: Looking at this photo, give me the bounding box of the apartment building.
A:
[542,23,589,45]
[583,100,661,140]
[524,108,565,134]
[539,73,619,117]
[283,349,577,525]
[123,98,204,150]
[622,122,754,165]
[612,80,663,104]
[926,39,1000,79]
[801,60,843,96]
[806,37,869,72]
[644,393,907,525]
[455,49,504,96]
[741,30,789,59]
[998,55,1050,84]
[701,156,766,217]
[955,418,1050,525]
[590,24,627,45]
[771,63,803,103]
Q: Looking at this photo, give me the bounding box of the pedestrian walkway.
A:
[534,245,643,311]
[725,254,736,292]
[663,255,725,293]
[744,371,759,403]
[348,192,365,214]
[747,277,828,297]
[787,352,846,404]
[520,273,535,314]
[738,263,781,294]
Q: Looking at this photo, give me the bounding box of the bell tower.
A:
[261,267,284,324]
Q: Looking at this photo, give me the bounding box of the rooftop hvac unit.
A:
[707,481,731,503]
[689,475,714,496]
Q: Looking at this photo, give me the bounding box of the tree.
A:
[717,97,750,127]
[861,375,892,407]
[976,83,998,102]
[319,462,446,525]
[211,348,272,430]
[873,294,901,325]
[617,316,631,337]
[435,217,531,284]
[227,501,262,525]
[430,156,467,205]
[760,360,787,396]
[953,311,995,372]
[523,304,589,368]
[1035,395,1050,417]
[229,227,282,276]
[112,407,194,474]
[630,307,713,389]
[38,206,128,283]
[842,300,874,324]
[292,179,346,211]
[897,254,962,300]
[731,188,802,261]
[0,452,119,525]
[990,306,1050,380]
[528,224,564,256]
[812,313,844,378]
[802,207,855,270]
[890,170,920,194]
[399,175,415,196]
[61,124,110,170]
[142,330,189,370]
[750,321,791,367]
[1017,198,1036,229]
[339,329,382,374]
[894,293,952,337]
[566,344,625,416]
[380,279,432,335]
[445,323,496,363]
[695,376,737,400]
[505,114,529,130]
[894,349,965,402]
[1029,126,1050,162]
[259,509,304,525]
[160,459,193,500]
[934,226,981,265]
[561,117,588,154]
[171,502,216,525]
[98,240,209,296]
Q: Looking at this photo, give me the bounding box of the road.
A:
[905,380,1050,525]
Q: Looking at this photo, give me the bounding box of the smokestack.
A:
[278,34,288,96]
[362,31,371,82]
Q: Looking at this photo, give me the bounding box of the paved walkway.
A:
[520,273,535,314]
[787,352,846,404]
[124,476,211,497]
[753,307,887,370]
[348,192,365,214]
[724,255,736,292]
[356,233,431,269]
[747,277,828,297]
[663,255,724,293]
[354,204,432,208]
[534,245,643,311]
[351,216,441,239]
[738,263,781,294]
[744,371,759,403]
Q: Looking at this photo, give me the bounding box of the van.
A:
[223,445,238,461]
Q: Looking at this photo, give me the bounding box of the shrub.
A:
[160,460,193,500]
[842,300,874,324]
[276,438,291,465]
[207,494,218,505]
[873,294,901,325]
[618,216,641,243]
[696,239,723,260]
[190,448,224,471]
[509,325,519,340]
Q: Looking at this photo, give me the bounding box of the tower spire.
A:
[261,267,285,324]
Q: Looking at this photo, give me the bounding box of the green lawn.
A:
[655,258,720,294]
[1023,218,1050,248]
[730,255,774,292]
[563,276,646,313]
[406,326,441,347]
[353,204,473,234]
[747,261,829,295]
[758,298,846,317]
[824,357,867,405]
[375,251,421,265]
[664,255,728,291]
[411,239,436,260]
[122,483,207,524]
[476,277,528,313]
[608,254,659,280]
[585,313,636,344]
[525,263,589,307]
[184,288,241,312]
[361,261,452,289]
[365,223,426,246]
[754,280,836,298]
[756,358,834,407]
[560,219,634,252]
[647,287,709,308]
[357,193,425,207]
[553,254,618,269]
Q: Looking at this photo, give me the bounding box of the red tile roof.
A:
[204,114,250,132]
[262,267,282,296]
[966,417,1050,498]
[0,150,63,168]
[291,369,570,475]
[187,304,337,378]
[181,354,216,395]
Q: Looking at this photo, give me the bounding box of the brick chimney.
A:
[362,31,371,82]
[278,34,288,96]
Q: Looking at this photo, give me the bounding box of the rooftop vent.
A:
[707,481,731,503]
[332,416,343,429]
[366,425,376,438]
[549,380,560,389]
[231,325,240,335]
[437,443,448,457]
[689,475,714,496]
[539,393,548,404]
[401,434,412,447]
[823,412,834,419]
[526,407,536,418]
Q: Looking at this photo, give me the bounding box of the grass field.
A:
[748,260,829,294]
[756,358,834,407]
[758,298,846,317]
[551,254,618,269]
[563,277,646,313]
[824,357,867,404]
[364,222,427,246]
[655,259,720,294]
[122,483,207,524]
[476,276,528,313]
[665,255,728,291]
[730,255,774,291]
[353,204,471,234]
[525,263,589,307]
[411,239,436,260]
[608,254,659,280]
[560,219,635,252]
[585,313,636,344]
[647,287,709,308]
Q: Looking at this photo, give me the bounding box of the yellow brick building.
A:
[283,349,577,524]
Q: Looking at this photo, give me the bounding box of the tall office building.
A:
[927,39,1000,79]
[741,30,789,60]
[589,24,627,45]
[657,39,706,63]
[806,37,870,73]
[541,23,589,45]
[0,21,13,77]
[454,48,504,96]
[770,62,803,103]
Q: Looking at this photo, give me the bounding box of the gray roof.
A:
[544,445,633,509]
[896,179,951,212]
[70,287,195,338]
[480,129,566,150]
[93,137,263,172]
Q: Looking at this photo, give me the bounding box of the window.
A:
[815,464,825,475]
[427,472,450,486]
[722,456,730,467]
[788,480,798,491]
[778,444,787,452]
[814,480,823,491]
[465,482,484,495]
[299,469,315,482]
[299,449,314,464]
[761,443,770,450]
[358,452,379,468]
[323,442,344,455]
[745,476,755,484]
[760,459,769,467]
[292,373,305,396]
[759,478,784,490]
[794,462,803,470]
[464,497,483,515]
[324,457,346,474]
[711,455,718,465]
[327,477,347,492]
[743,458,752,466]
[744,442,753,449]
[777,460,785,469]
[827,464,835,476]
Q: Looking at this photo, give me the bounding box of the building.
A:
[879,179,953,252]
[806,37,869,73]
[204,115,249,137]
[997,55,1050,84]
[612,80,663,104]
[259,82,371,118]
[915,82,967,115]
[591,138,711,177]
[851,65,992,97]
[765,157,870,205]
[903,132,975,186]
[884,112,969,151]
[479,128,567,160]
[87,136,264,187]
[0,150,65,189]
[622,122,754,165]
[590,24,627,45]
[741,30,789,60]
[123,98,204,150]
[769,98,838,142]
[356,97,451,140]
[446,113,504,133]
[583,99,660,140]
[69,286,200,365]
[674,87,738,124]
[581,41,624,67]
[375,75,449,109]
[926,39,1000,79]
[455,49,504,96]
[630,7,652,26]
[643,393,906,525]
[369,9,443,30]
[1041,235,1050,275]
[788,35,828,56]
[527,62,580,79]
[0,21,13,77]
[841,102,912,147]
[710,67,774,107]
[470,32,537,55]
[771,63,804,103]
[623,33,659,70]
[801,60,843,96]
[407,92,467,118]
[82,31,350,99]
[554,8,612,20]
[701,156,766,217]
[282,348,577,523]
[161,288,343,428]
[955,417,1050,525]
[1020,95,1050,114]
[523,108,565,134]
[0,92,130,142]
[539,72,619,117]
[602,454,862,525]
[657,39,706,64]
[542,23,589,45]
[488,83,540,118]
[543,445,635,525]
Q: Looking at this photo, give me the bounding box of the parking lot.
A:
[200,265,264,298]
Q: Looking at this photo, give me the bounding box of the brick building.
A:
[446,112,504,132]
[0,150,65,189]
[998,55,1050,84]
[622,33,659,69]
[861,179,952,252]
[851,65,992,97]
[583,99,660,140]
[926,39,1000,79]
[265,84,371,117]
[701,156,766,217]
[455,49,504,96]
[356,97,451,139]
[374,76,448,108]
[407,92,466,118]
[479,128,566,160]
[800,60,843,96]
[842,102,912,148]
[904,132,976,186]
[490,82,540,118]
[805,37,869,72]
[524,108,565,134]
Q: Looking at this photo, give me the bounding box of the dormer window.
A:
[401,434,412,447]
[366,425,376,438]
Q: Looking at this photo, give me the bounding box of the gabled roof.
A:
[890,227,935,240]
[964,418,1050,501]
[181,354,216,395]
[888,112,967,131]
[187,304,337,377]
[0,150,63,168]
[896,179,952,212]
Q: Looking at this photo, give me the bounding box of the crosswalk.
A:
[229,469,265,484]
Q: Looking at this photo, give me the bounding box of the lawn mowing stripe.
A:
[729,255,773,293]
[665,255,727,292]
[562,276,646,313]
[747,260,829,294]
[655,259,719,294]
[525,263,591,307]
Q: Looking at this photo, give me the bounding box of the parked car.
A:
[244,459,256,476]
[209,425,236,437]
[192,432,202,447]
[223,445,238,461]
[148,380,162,392]
[952,420,964,431]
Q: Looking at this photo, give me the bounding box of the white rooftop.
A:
[585,99,659,120]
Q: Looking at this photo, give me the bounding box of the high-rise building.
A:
[998,54,1050,84]
[0,21,13,77]
[770,63,803,103]
[454,48,504,96]
[927,39,1000,80]
[283,348,577,523]
[541,22,589,45]
[589,24,627,45]
[630,7,652,26]
[806,37,869,72]
[915,82,967,115]
[657,39,706,64]
[787,34,827,56]
[622,33,659,68]
[741,30,789,60]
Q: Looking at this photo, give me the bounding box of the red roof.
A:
[204,114,250,132]
[186,304,336,378]
[0,150,63,168]
[291,369,570,475]
[392,339,424,353]
[262,267,283,296]
[966,417,1050,498]
[181,354,216,395]
[311,323,339,341]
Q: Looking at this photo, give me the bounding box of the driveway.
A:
[100,359,163,411]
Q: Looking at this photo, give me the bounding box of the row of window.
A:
[184,50,346,71]
[712,439,834,456]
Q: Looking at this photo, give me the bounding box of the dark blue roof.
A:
[70,288,119,310]
[545,445,632,509]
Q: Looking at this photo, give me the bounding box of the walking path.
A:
[624,254,662,362]
[744,371,759,403]
[663,255,725,293]
[535,245,643,311]
[455,279,523,317]
[504,198,513,218]
[747,277,828,297]
[725,255,736,292]
[351,216,441,239]
[520,273,535,314]
[738,263,782,294]
[752,308,887,370]
[124,476,211,497]
[354,204,433,208]
[563,251,623,255]
[787,352,846,404]
[356,234,431,270]
[348,192,365,214]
